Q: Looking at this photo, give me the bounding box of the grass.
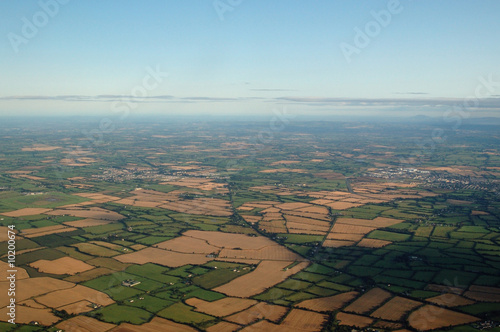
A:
[92,304,152,324]
[193,266,252,289]
[157,302,216,325]
[367,230,411,242]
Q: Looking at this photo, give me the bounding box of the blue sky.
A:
[1,0,500,117]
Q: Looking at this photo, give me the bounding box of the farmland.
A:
[0,119,499,331]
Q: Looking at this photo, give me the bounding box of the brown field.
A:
[276,202,313,210]
[357,238,392,248]
[29,256,94,275]
[297,291,359,312]
[185,297,257,317]
[344,288,392,314]
[464,287,500,302]
[225,302,288,325]
[22,144,61,151]
[285,221,330,232]
[280,309,327,331]
[21,225,78,238]
[72,242,120,257]
[214,261,309,297]
[0,277,73,307]
[206,322,241,332]
[57,316,116,332]
[447,199,472,205]
[64,267,115,283]
[1,207,52,217]
[47,207,124,220]
[371,296,422,321]
[336,312,373,328]
[327,233,364,241]
[374,321,403,329]
[111,317,198,332]
[64,218,115,228]
[159,197,232,217]
[91,241,124,250]
[427,294,475,307]
[116,247,211,267]
[336,217,402,228]
[58,300,95,314]
[219,246,304,261]
[322,239,356,247]
[0,261,29,280]
[184,230,278,250]
[19,299,46,309]
[471,210,489,215]
[285,215,331,226]
[329,223,376,234]
[285,211,331,221]
[0,226,17,242]
[258,221,288,233]
[0,306,60,325]
[426,284,465,295]
[156,236,220,254]
[408,305,479,330]
[327,202,364,210]
[35,284,114,309]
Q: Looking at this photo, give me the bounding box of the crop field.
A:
[1,120,499,330]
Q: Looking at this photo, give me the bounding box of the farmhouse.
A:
[122,279,141,287]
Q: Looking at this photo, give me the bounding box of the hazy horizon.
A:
[1,1,500,118]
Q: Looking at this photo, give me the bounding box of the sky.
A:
[1,0,500,118]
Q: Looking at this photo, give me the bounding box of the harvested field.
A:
[19,299,46,309]
[464,287,500,302]
[427,294,475,307]
[285,215,331,226]
[408,305,479,330]
[327,233,364,241]
[296,291,359,312]
[58,300,95,314]
[56,316,116,332]
[336,312,373,328]
[214,261,309,297]
[29,256,94,275]
[206,322,241,332]
[156,236,220,254]
[64,218,115,227]
[64,267,115,283]
[276,202,313,210]
[371,296,422,321]
[322,239,356,247]
[21,224,77,238]
[116,247,211,267]
[337,217,402,228]
[185,297,257,317]
[47,207,124,220]
[426,284,465,295]
[0,226,17,242]
[326,202,363,210]
[159,197,232,217]
[344,288,392,314]
[0,261,29,280]
[35,284,114,308]
[1,207,52,217]
[185,230,276,250]
[225,302,288,325]
[111,317,197,332]
[287,228,327,235]
[329,223,376,234]
[280,309,327,331]
[357,238,392,248]
[0,277,74,307]
[0,305,60,325]
[22,144,61,151]
[219,245,303,261]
